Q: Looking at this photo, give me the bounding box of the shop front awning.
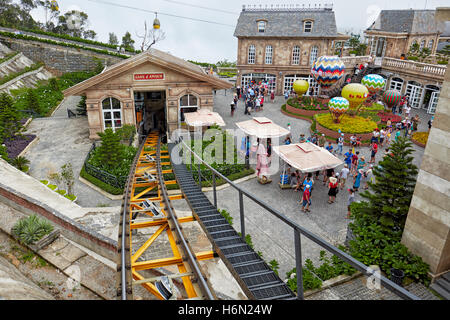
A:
[273,142,343,173]
[235,117,290,139]
[183,109,226,127]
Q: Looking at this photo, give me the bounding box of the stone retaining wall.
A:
[0,36,123,75]
[0,183,118,262]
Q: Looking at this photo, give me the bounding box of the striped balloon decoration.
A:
[383,90,401,109]
[328,97,350,114]
[311,56,345,88]
[361,74,386,95]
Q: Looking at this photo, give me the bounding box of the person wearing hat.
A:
[363,165,374,189]
[319,133,326,147]
[337,133,344,155]
[301,183,311,213]
[327,174,339,203]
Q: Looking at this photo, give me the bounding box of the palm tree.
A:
[11,156,30,172]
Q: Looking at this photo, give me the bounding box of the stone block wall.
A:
[0,36,123,76]
[401,54,450,277]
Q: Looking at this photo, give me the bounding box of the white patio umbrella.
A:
[273,142,343,187]
[235,117,290,139]
[273,142,343,173]
[184,108,226,127]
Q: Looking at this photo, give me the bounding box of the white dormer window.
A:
[304,20,313,33]
[257,21,266,33]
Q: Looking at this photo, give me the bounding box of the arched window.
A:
[257,21,266,33]
[419,39,425,51]
[304,21,313,33]
[179,94,198,122]
[292,46,300,65]
[102,97,122,131]
[265,45,273,64]
[248,45,256,64]
[309,46,319,66]
[428,39,434,50]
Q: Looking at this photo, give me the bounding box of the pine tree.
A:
[96,128,123,168]
[358,137,418,232]
[24,88,42,115]
[76,95,87,116]
[0,92,23,141]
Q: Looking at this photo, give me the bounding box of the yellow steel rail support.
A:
[128,133,214,300]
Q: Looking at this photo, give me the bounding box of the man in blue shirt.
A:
[325,142,333,153]
[344,149,353,170]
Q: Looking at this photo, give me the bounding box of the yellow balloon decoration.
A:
[293,80,309,97]
[341,83,369,109]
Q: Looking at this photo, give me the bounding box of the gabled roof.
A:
[63,48,232,96]
[366,9,438,34]
[234,7,345,38]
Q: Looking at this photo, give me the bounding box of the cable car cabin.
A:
[50,0,59,11]
[62,49,232,140]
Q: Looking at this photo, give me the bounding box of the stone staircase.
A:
[0,42,53,93]
[430,272,450,300]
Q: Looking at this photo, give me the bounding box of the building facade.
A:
[63,49,231,140]
[234,5,349,96]
[365,9,447,114]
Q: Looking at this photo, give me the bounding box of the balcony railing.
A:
[340,56,372,68]
[382,57,447,79]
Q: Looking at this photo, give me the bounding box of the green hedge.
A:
[0,31,129,59]
[80,165,124,195]
[13,27,138,53]
[0,51,19,64]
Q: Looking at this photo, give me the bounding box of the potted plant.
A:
[56,189,67,196]
[390,262,405,287]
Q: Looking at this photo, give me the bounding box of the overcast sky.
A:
[29,0,449,63]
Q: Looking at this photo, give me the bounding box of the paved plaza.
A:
[23,96,122,208]
[206,89,433,281]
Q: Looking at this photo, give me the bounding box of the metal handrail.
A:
[177,138,420,300]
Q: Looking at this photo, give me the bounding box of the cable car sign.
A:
[134,73,165,81]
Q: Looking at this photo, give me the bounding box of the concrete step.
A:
[0,52,36,77]
[430,273,450,300]
[0,66,53,93]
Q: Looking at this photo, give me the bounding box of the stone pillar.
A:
[401,54,450,277]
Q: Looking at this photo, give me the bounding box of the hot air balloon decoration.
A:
[361,74,386,96]
[292,80,309,100]
[328,97,349,123]
[341,83,369,111]
[383,90,401,110]
[311,56,345,93]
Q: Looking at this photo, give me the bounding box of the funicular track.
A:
[117,132,216,300]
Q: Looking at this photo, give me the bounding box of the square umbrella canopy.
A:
[272,142,343,173]
[235,117,290,139]
[184,109,226,127]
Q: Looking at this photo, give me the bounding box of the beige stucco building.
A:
[234,5,349,95]
[63,49,232,140]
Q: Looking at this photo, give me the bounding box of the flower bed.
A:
[4,134,36,159]
[377,112,402,124]
[411,132,429,148]
[314,113,377,141]
[287,97,329,111]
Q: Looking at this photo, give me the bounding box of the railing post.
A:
[294,228,304,300]
[197,162,202,186]
[212,171,217,208]
[239,190,245,240]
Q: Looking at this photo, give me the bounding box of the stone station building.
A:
[234,4,350,96]
[63,49,232,140]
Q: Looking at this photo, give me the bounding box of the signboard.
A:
[134,73,165,81]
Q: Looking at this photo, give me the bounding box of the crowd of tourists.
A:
[232,81,275,116]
